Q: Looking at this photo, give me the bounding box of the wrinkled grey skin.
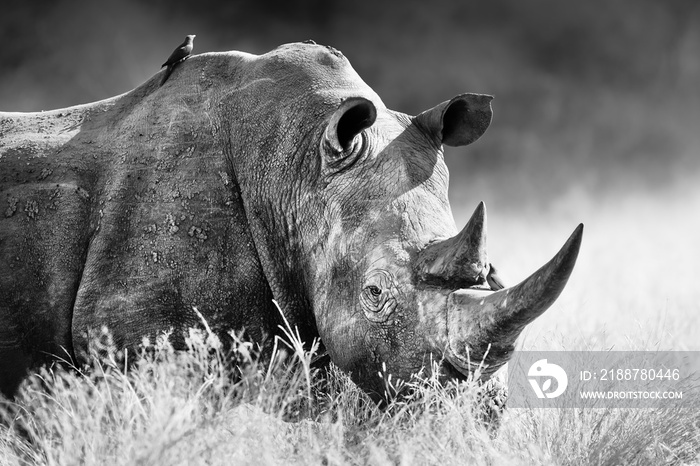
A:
[0,42,582,400]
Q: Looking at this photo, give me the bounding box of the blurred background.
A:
[2,0,699,348]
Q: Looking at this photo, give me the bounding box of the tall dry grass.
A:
[2,307,699,464]
[2,186,700,465]
[0,314,502,465]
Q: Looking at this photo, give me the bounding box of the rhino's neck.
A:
[220,122,323,348]
[216,95,325,349]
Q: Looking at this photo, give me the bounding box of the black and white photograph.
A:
[1,1,699,464]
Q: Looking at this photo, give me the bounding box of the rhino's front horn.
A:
[415,201,488,286]
[444,224,583,375]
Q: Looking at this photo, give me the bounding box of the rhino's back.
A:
[0,107,99,395]
[68,101,276,357]
[0,64,278,397]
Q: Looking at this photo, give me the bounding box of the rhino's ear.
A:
[416,93,493,147]
[323,97,377,155]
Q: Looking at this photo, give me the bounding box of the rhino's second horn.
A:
[415,201,488,286]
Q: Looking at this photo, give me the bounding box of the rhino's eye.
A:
[360,271,397,323]
[360,284,383,307]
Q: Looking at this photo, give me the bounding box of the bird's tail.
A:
[160,65,175,87]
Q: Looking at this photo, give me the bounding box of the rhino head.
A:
[310,94,581,399]
[219,43,582,400]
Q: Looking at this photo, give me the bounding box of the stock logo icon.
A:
[528,359,568,399]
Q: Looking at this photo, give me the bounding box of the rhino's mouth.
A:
[439,351,504,382]
[440,358,472,382]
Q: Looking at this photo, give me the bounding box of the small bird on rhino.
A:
[160,35,196,86]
